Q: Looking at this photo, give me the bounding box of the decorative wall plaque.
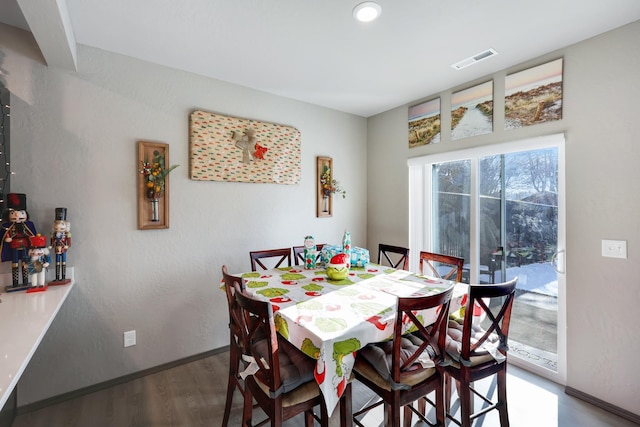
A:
[189,110,301,184]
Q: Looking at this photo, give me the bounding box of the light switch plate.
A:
[124,330,136,347]
[601,240,627,259]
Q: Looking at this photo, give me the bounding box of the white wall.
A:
[0,23,368,405]
[367,21,640,415]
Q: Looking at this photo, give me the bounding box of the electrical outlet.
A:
[601,239,627,259]
[124,330,136,347]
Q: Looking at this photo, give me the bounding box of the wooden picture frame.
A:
[138,141,171,230]
[317,156,333,218]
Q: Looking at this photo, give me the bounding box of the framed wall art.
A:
[451,80,493,140]
[317,156,333,217]
[408,97,441,148]
[505,58,563,130]
[137,141,178,230]
[189,110,301,184]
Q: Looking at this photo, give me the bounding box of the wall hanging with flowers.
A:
[138,141,179,229]
[317,156,346,218]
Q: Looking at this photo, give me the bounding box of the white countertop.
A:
[0,269,75,409]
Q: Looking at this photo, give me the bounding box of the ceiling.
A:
[1,0,640,117]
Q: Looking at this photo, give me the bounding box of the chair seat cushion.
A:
[445,320,506,366]
[355,335,436,390]
[254,336,316,393]
[254,375,321,407]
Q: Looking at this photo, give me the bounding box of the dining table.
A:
[236,263,474,416]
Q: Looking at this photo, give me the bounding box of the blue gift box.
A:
[321,244,370,268]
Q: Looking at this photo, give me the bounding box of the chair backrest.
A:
[249,248,292,271]
[221,266,245,333]
[391,287,453,383]
[419,251,464,282]
[233,282,283,395]
[459,278,518,363]
[292,243,325,266]
[378,243,410,270]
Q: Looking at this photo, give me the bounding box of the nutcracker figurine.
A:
[1,193,37,291]
[49,207,71,284]
[25,234,50,293]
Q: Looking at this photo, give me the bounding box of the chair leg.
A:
[223,345,241,427]
[497,370,510,427]
[418,395,426,418]
[241,384,253,427]
[383,403,391,427]
[390,402,401,427]
[320,400,329,427]
[445,374,452,413]
[304,409,315,427]
[459,379,472,427]
[222,374,236,427]
[403,404,412,427]
[340,382,353,427]
[435,384,445,426]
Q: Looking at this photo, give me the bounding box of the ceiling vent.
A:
[451,48,498,70]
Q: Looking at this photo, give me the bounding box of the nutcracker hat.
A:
[55,207,67,221]
[29,234,47,248]
[6,193,27,211]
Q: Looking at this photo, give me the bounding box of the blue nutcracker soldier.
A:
[1,193,37,290]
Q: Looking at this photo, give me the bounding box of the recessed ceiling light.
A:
[353,2,382,23]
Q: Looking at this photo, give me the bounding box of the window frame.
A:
[408,133,566,383]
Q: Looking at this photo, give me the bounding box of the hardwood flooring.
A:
[13,351,638,427]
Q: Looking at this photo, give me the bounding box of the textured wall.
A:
[0,23,367,405]
[367,21,640,415]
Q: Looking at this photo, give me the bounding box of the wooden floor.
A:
[13,350,637,427]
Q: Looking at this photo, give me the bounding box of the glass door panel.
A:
[433,148,559,373]
[501,148,559,372]
[432,160,470,272]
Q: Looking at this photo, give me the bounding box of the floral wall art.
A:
[137,141,178,230]
[189,110,301,184]
[317,156,346,218]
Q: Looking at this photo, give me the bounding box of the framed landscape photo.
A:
[451,80,493,140]
[408,98,441,148]
[505,58,563,130]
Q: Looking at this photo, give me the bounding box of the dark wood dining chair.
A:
[292,243,325,266]
[443,278,518,427]
[249,247,292,271]
[419,251,465,282]
[377,243,410,270]
[220,265,247,427]
[352,286,454,427]
[233,282,330,427]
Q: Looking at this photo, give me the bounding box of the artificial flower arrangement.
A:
[320,165,346,198]
[140,150,179,200]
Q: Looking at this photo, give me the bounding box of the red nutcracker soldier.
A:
[49,207,71,285]
[1,193,37,291]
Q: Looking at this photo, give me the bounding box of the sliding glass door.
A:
[409,134,566,383]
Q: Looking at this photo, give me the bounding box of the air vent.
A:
[451,48,498,70]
